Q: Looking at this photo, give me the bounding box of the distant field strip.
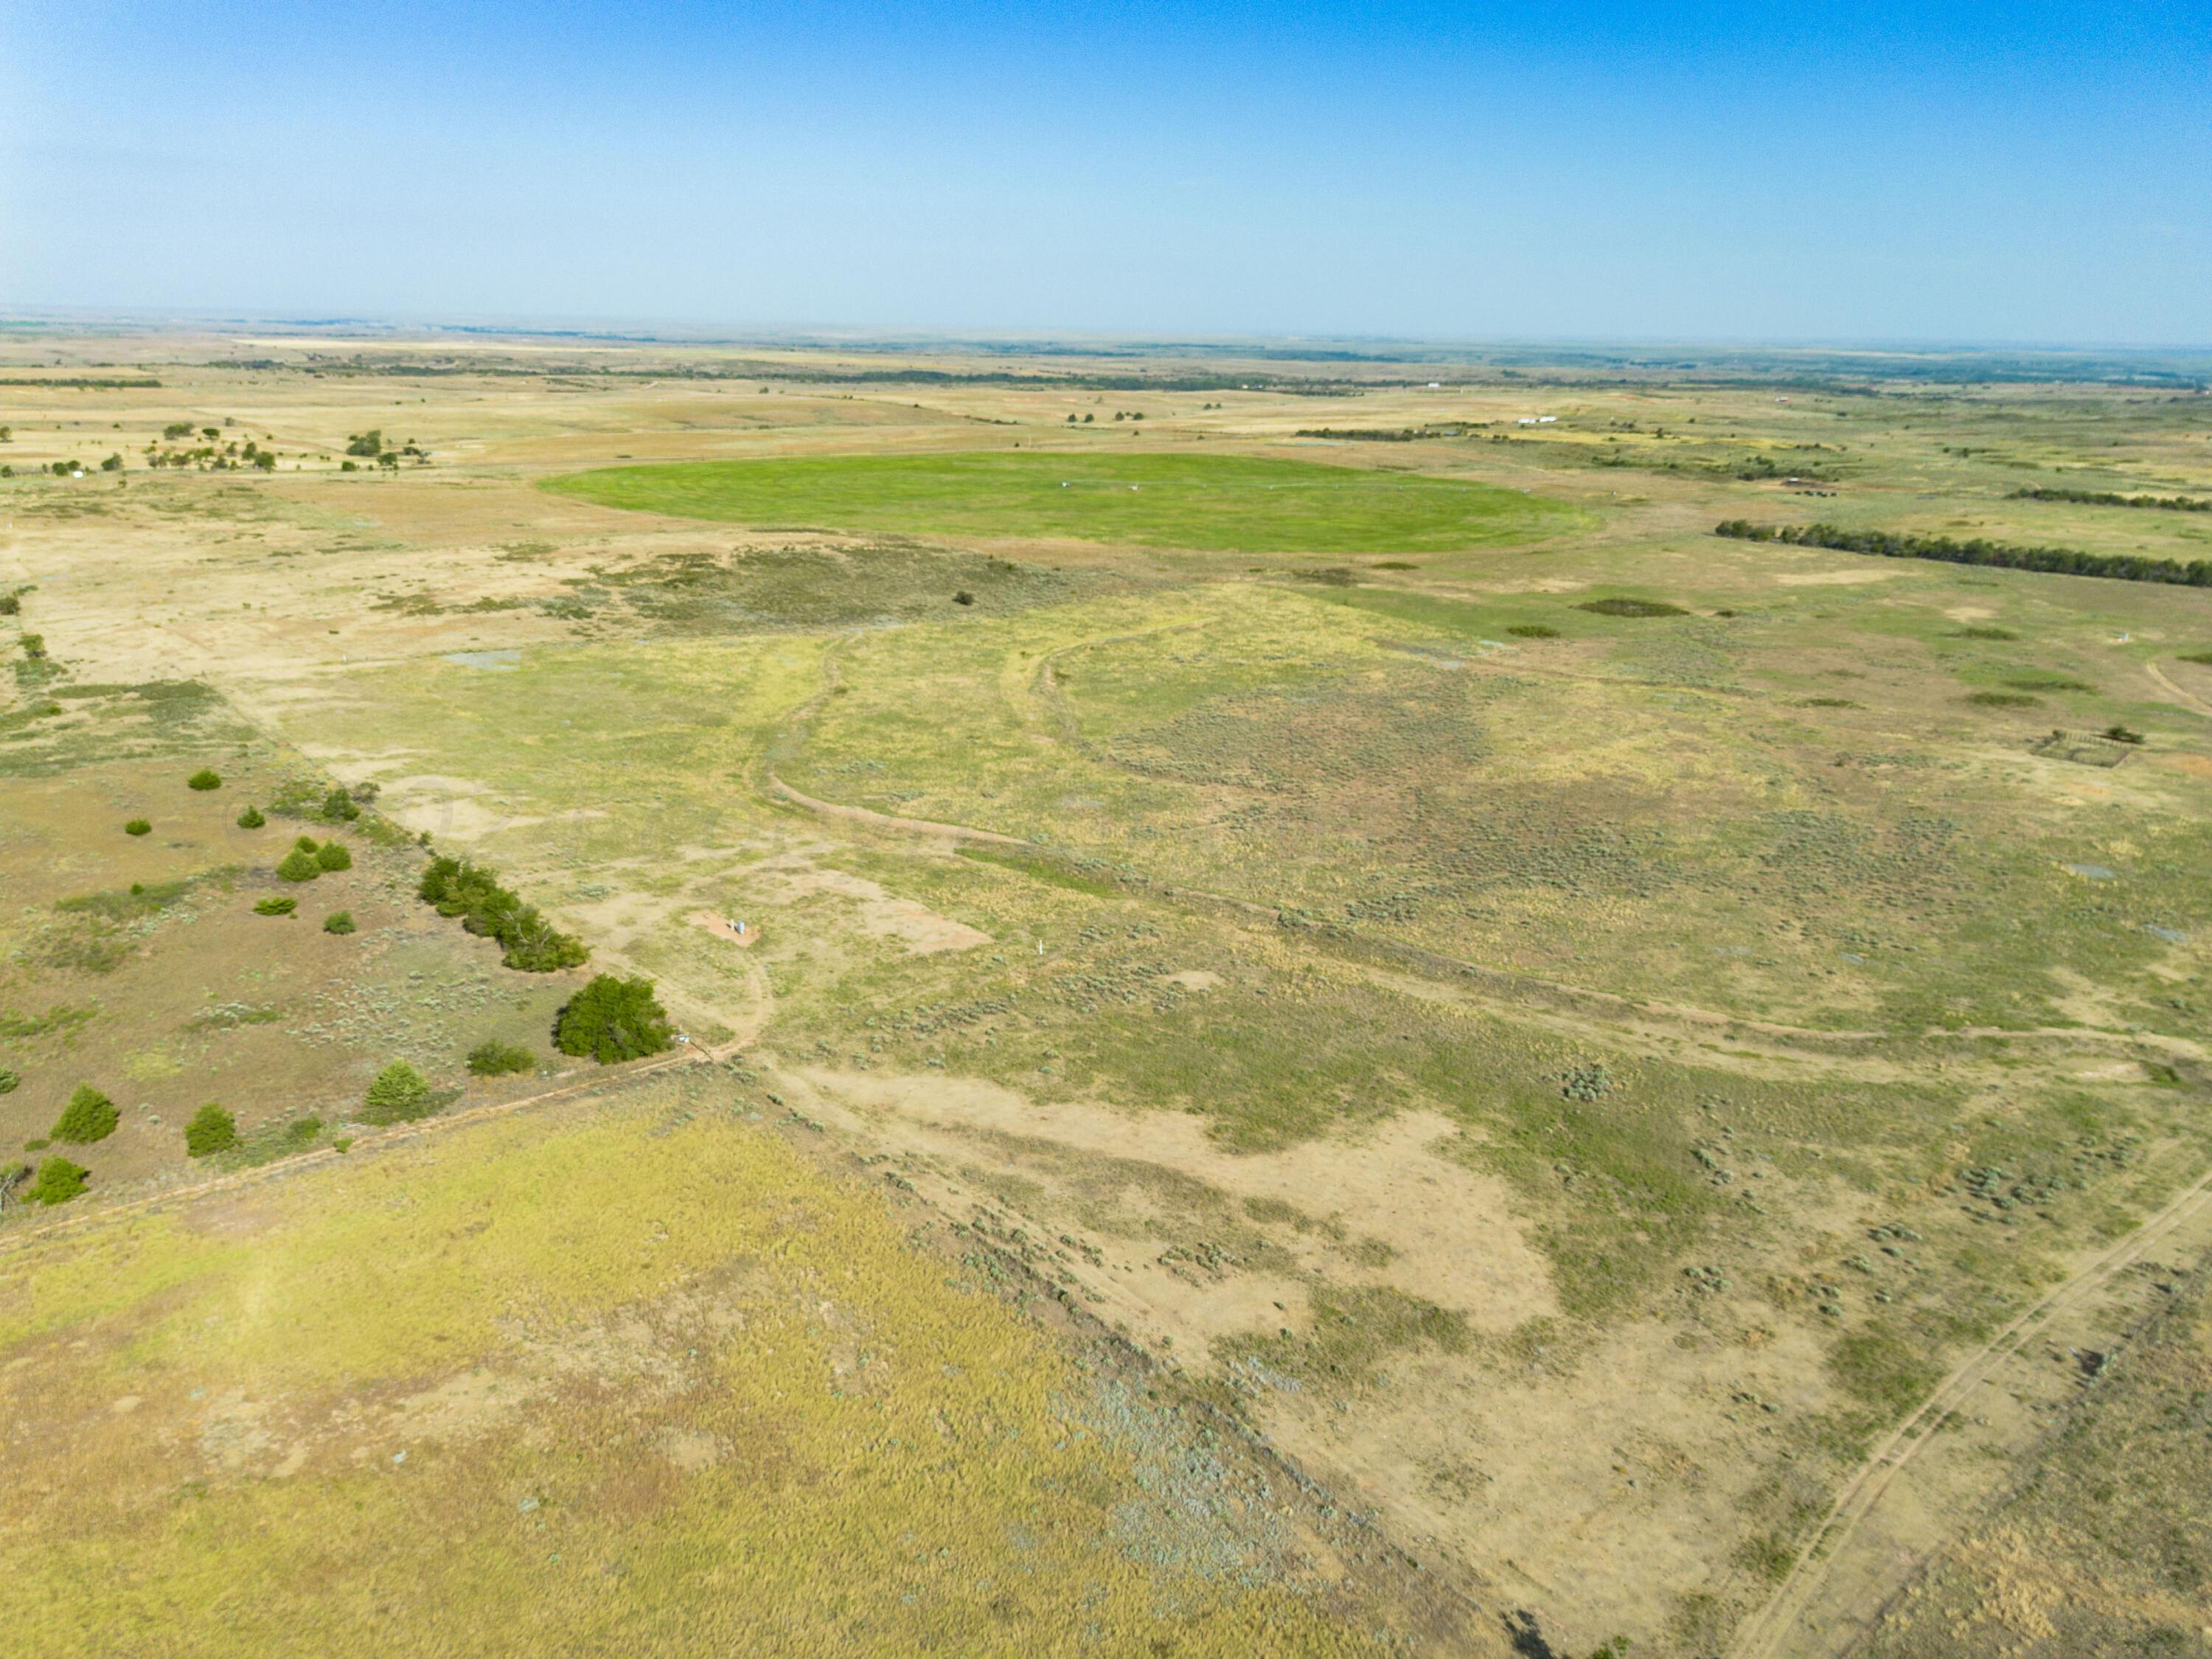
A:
[546,451,1583,552]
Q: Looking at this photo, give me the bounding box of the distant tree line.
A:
[1294,427,1472,442]
[2011,486,2210,513]
[1715,519,2212,587]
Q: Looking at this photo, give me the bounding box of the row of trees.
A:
[2012,486,2210,513]
[419,855,589,972]
[1714,520,2212,588]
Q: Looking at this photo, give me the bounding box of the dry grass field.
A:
[4,327,2211,1655]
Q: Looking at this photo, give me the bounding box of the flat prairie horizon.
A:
[2,324,2211,1658]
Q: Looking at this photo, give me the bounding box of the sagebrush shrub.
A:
[323,910,355,934]
[467,1040,535,1077]
[187,768,222,790]
[51,1083,117,1144]
[237,804,266,829]
[125,818,151,837]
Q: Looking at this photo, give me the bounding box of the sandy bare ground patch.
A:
[742,852,990,953]
[688,908,761,947]
[1771,568,1897,586]
[795,1068,1556,1338]
[788,1065,1891,1652]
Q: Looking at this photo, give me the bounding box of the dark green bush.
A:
[419,856,588,972]
[187,768,222,790]
[467,1040,536,1077]
[29,1158,88,1206]
[1506,624,1559,639]
[293,834,319,852]
[254,896,297,917]
[276,847,321,883]
[315,841,352,872]
[362,1060,434,1124]
[236,804,265,828]
[1577,597,1687,617]
[52,1084,118,1145]
[0,1067,17,1094]
[22,1138,49,1152]
[125,818,151,837]
[323,910,356,934]
[184,1102,238,1158]
[321,787,360,822]
[1969,690,2040,707]
[554,975,673,1063]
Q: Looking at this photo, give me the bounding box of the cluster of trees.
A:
[145,438,277,471]
[340,431,428,470]
[418,855,588,972]
[1714,520,2212,588]
[2011,486,2210,513]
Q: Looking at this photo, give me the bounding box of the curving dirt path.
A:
[1728,1161,2212,1659]
[765,772,1032,846]
[761,757,2203,1074]
[2146,659,2212,720]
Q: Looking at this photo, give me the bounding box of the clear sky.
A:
[2,1,2205,344]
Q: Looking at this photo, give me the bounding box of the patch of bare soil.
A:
[742,853,990,953]
[785,1065,1865,1651]
[688,909,760,947]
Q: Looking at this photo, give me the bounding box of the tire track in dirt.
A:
[2146,660,2212,720]
[762,625,2205,1074]
[759,757,2202,1074]
[1729,1162,2212,1659]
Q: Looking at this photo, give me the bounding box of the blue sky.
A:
[2,2,2205,343]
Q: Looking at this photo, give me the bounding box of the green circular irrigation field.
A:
[544,451,1582,554]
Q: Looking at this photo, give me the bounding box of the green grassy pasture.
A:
[545,451,1584,553]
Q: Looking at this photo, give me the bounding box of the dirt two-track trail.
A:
[1730,1161,2212,1659]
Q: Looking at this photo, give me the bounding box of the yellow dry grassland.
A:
[0,1076,1435,1656]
